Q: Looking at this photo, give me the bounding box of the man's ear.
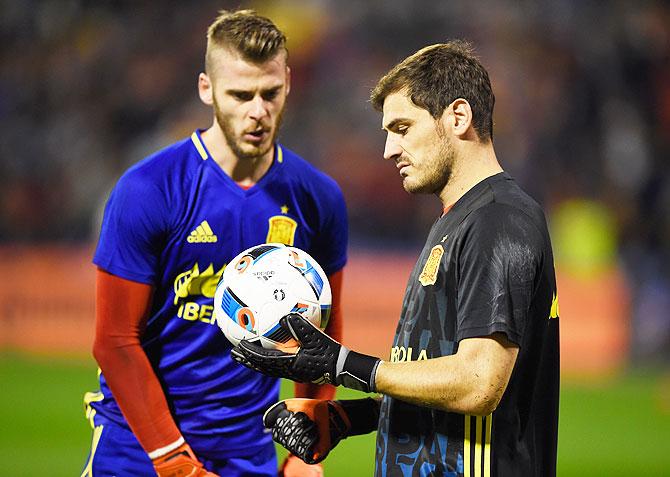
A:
[198,72,213,106]
[285,65,291,97]
[443,98,473,138]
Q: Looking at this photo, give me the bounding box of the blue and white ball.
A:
[214,243,331,350]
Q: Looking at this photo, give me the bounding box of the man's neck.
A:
[438,142,503,208]
[200,125,274,185]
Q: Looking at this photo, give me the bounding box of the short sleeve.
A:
[310,178,348,277]
[455,203,544,346]
[93,170,169,285]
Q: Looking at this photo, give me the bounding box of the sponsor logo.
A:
[390,346,428,362]
[187,220,218,243]
[418,244,444,286]
[173,263,224,305]
[173,263,224,325]
[252,270,275,281]
[177,302,216,324]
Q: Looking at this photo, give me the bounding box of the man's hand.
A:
[264,398,380,465]
[264,399,351,464]
[280,454,324,477]
[231,313,380,392]
[152,442,218,477]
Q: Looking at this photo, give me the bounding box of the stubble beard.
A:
[213,96,285,161]
[404,134,455,196]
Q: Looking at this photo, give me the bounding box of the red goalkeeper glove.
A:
[152,442,218,477]
[263,397,379,464]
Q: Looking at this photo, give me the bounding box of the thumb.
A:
[263,400,289,428]
[281,313,320,343]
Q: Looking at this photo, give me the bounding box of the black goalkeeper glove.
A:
[263,398,379,464]
[231,313,380,392]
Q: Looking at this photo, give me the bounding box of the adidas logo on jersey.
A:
[187,220,218,243]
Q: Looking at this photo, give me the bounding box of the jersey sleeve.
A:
[310,177,348,276]
[93,169,169,285]
[455,203,545,346]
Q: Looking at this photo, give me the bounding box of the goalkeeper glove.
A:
[152,442,218,477]
[263,397,379,464]
[231,313,381,392]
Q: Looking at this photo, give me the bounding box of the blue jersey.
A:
[90,130,348,458]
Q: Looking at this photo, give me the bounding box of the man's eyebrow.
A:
[225,88,251,95]
[383,118,411,131]
[225,84,284,95]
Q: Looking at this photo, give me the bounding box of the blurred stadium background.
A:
[1,0,669,475]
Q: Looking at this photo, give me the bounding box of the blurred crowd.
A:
[1,0,669,361]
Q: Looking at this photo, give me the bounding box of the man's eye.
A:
[232,92,253,101]
[397,125,409,135]
[262,90,279,101]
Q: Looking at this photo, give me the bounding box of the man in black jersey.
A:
[232,41,560,477]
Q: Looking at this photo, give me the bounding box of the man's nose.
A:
[383,136,402,161]
[248,96,268,121]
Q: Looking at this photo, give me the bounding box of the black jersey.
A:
[375,172,559,477]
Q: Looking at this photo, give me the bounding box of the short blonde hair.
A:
[205,9,287,73]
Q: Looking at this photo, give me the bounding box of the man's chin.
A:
[403,179,435,195]
[236,141,274,160]
[402,178,421,194]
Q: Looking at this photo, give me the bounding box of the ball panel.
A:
[214,243,331,349]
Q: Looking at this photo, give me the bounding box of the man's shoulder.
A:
[109,136,197,208]
[277,144,342,192]
[489,174,542,211]
[126,136,194,179]
[460,176,549,243]
[480,175,546,224]
[116,136,197,190]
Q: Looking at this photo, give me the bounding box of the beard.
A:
[213,95,285,161]
[403,133,455,195]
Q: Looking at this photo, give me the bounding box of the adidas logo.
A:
[187,220,218,243]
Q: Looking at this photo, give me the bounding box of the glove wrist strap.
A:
[339,350,381,392]
[336,398,380,436]
[148,436,185,460]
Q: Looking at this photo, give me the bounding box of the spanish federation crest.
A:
[419,244,444,286]
[266,215,298,245]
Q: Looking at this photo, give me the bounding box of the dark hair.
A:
[206,9,287,70]
[370,41,495,141]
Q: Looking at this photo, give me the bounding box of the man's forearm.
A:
[94,341,183,454]
[94,269,182,455]
[374,357,480,413]
[374,335,518,415]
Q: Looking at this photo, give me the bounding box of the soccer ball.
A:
[214,243,331,349]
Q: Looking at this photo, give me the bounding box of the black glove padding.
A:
[231,313,380,392]
[263,398,379,464]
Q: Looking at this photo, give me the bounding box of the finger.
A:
[233,340,298,378]
[273,412,319,462]
[263,400,288,428]
[230,346,278,373]
[230,346,250,363]
[282,313,320,343]
[238,339,293,359]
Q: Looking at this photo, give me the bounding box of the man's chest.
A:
[158,182,320,298]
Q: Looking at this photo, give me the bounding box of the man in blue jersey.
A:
[81,9,347,477]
